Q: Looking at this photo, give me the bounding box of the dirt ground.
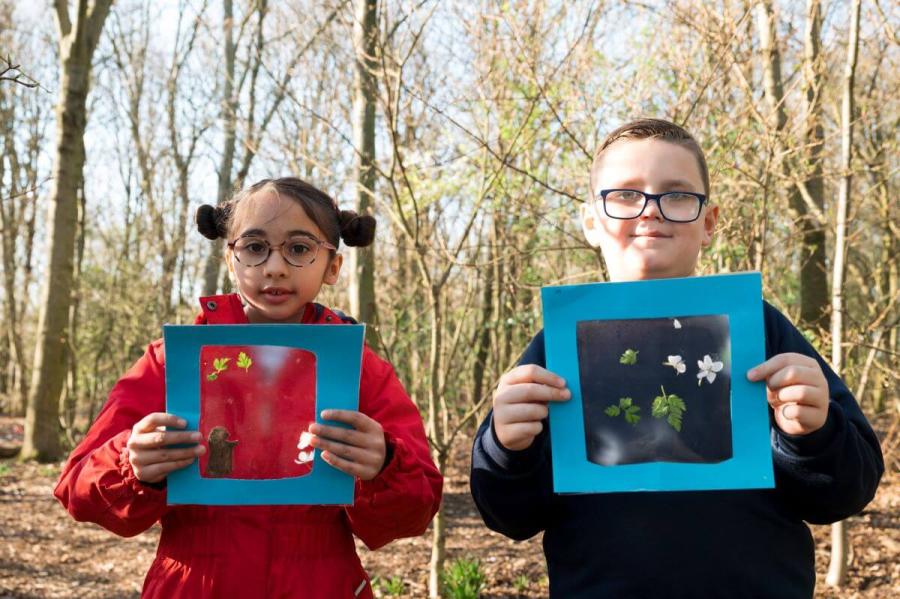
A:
[0,415,897,598]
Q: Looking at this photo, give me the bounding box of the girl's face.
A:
[582,138,718,281]
[226,191,342,323]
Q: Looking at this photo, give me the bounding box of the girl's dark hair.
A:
[196,177,376,249]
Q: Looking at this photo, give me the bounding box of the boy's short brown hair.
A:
[590,118,710,197]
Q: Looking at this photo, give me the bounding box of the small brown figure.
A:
[206,426,238,477]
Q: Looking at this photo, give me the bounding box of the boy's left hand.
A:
[747,353,829,436]
[308,410,387,481]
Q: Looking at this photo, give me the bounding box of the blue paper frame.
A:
[542,272,774,493]
[163,323,365,505]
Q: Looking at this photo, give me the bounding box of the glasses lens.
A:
[283,236,318,267]
[660,193,701,222]
[234,238,270,266]
[603,190,645,219]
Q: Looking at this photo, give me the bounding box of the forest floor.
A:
[0,414,897,598]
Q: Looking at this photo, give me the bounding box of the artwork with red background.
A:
[198,345,316,479]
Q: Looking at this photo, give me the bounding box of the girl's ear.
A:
[323,253,343,285]
[701,203,719,247]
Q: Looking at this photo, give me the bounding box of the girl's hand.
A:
[127,413,205,484]
[492,364,571,451]
[308,410,387,481]
[747,353,829,436]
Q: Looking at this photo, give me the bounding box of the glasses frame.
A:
[595,189,708,223]
[227,235,337,268]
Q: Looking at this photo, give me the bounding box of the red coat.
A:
[54,295,443,598]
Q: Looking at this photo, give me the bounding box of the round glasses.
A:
[595,189,707,223]
[227,235,336,268]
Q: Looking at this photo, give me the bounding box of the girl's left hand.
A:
[308,410,387,481]
[747,352,829,436]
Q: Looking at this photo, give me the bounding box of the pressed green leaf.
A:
[624,411,641,425]
[237,352,252,371]
[605,405,621,417]
[668,413,682,432]
[619,397,632,408]
[213,357,230,371]
[651,397,667,418]
[619,349,639,365]
[207,373,218,381]
[670,396,686,412]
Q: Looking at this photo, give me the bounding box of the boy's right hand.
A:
[127,413,205,484]
[492,365,571,451]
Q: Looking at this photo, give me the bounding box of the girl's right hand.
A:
[127,413,205,484]
[492,365,571,451]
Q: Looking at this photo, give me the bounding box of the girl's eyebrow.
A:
[238,228,320,239]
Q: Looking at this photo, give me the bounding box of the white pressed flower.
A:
[663,355,686,374]
[697,354,724,385]
[298,431,313,449]
[294,450,313,465]
[673,319,682,329]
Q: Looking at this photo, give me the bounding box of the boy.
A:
[470,119,883,598]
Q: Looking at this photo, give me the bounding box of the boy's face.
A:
[582,138,718,281]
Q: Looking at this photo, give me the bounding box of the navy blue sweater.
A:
[470,302,883,598]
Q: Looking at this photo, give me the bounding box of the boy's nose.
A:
[641,197,665,221]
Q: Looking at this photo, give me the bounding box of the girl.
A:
[54,177,443,598]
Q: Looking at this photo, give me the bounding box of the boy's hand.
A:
[747,353,829,436]
[308,410,387,481]
[493,364,571,451]
[127,413,205,484]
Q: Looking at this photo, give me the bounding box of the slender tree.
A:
[349,0,378,339]
[22,0,114,462]
[826,0,861,586]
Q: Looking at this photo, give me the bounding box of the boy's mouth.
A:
[632,231,672,238]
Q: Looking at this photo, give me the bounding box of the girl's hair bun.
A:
[338,209,376,247]
[196,204,229,240]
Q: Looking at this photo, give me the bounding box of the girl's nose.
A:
[262,248,291,277]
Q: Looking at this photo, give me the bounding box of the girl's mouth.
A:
[261,288,293,304]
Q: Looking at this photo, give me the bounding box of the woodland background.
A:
[0,0,897,597]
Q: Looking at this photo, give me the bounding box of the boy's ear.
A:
[701,203,719,247]
[323,253,343,285]
[580,203,603,248]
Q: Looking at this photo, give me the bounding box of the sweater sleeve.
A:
[764,303,884,524]
[53,341,169,537]
[345,347,443,550]
[469,331,556,540]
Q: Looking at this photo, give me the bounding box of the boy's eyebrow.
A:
[605,179,700,192]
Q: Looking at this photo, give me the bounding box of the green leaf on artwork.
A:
[619,349,639,365]
[237,352,252,372]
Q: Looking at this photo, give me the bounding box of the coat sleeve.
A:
[765,304,884,524]
[469,330,556,540]
[470,411,554,540]
[53,341,169,537]
[345,347,443,550]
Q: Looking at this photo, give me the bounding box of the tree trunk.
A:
[23,0,113,462]
[349,0,378,340]
[428,449,448,599]
[426,285,445,599]
[755,0,827,330]
[795,0,828,333]
[826,0,861,587]
[202,0,237,296]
